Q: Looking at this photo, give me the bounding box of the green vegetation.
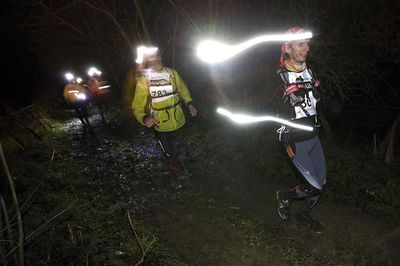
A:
[325,143,400,222]
[1,114,398,265]
[2,120,184,265]
[194,123,400,223]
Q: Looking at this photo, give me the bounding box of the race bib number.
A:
[294,91,317,118]
[149,85,173,98]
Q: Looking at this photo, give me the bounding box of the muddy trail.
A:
[50,109,399,266]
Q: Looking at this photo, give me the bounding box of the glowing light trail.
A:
[197,32,312,63]
[76,93,87,100]
[99,85,111,90]
[68,91,87,100]
[217,108,314,131]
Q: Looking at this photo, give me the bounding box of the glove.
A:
[289,96,304,106]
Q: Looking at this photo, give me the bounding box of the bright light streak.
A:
[135,46,159,64]
[88,67,102,76]
[197,32,312,63]
[217,108,313,131]
[68,90,87,100]
[99,85,111,90]
[76,93,87,100]
[65,73,74,81]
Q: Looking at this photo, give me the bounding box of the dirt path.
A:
[63,113,399,265]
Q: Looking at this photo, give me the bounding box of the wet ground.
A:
[59,109,399,266]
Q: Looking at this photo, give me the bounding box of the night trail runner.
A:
[63,73,91,128]
[276,26,327,233]
[132,46,198,180]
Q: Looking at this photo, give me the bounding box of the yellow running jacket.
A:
[132,67,193,132]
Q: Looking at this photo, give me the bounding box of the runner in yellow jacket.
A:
[132,46,197,179]
[132,67,195,132]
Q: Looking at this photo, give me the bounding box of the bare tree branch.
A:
[166,0,201,34]
[132,0,151,43]
[83,1,132,47]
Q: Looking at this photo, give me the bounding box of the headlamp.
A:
[65,73,74,81]
[88,67,102,77]
[135,46,159,64]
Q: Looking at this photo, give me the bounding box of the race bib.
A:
[149,84,174,102]
[294,90,317,119]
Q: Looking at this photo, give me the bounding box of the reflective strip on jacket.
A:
[63,83,88,104]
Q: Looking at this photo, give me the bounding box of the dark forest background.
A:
[1,0,400,134]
